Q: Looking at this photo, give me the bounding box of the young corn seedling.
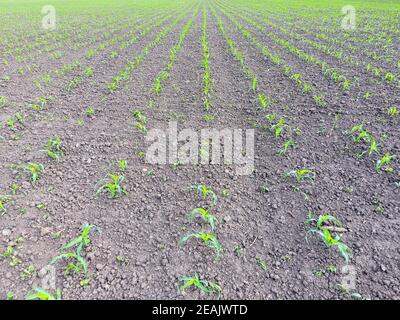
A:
[252,77,258,93]
[375,152,396,172]
[10,183,21,195]
[0,96,8,108]
[20,264,35,280]
[234,244,243,257]
[256,258,268,271]
[0,195,11,215]
[85,49,95,59]
[178,274,221,298]
[107,81,118,94]
[306,214,350,264]
[26,288,61,300]
[270,116,287,139]
[50,224,98,277]
[188,207,217,231]
[279,139,295,156]
[6,112,24,130]
[153,78,162,95]
[116,160,127,172]
[1,245,14,258]
[63,224,98,255]
[351,123,370,142]
[366,138,379,157]
[258,93,270,110]
[83,67,94,77]
[133,110,147,133]
[116,255,128,265]
[286,169,315,183]
[314,95,325,107]
[30,97,49,111]
[201,8,211,111]
[350,124,379,157]
[191,184,218,206]
[302,84,312,94]
[179,232,222,260]
[363,91,371,100]
[85,106,95,117]
[265,113,278,123]
[342,79,352,91]
[43,137,64,160]
[96,173,128,198]
[384,72,395,82]
[387,106,399,117]
[17,162,44,184]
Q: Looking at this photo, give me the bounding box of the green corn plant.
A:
[83,67,93,77]
[279,139,295,156]
[286,169,315,183]
[387,106,398,117]
[43,137,64,160]
[62,223,99,254]
[15,112,24,124]
[10,256,22,267]
[10,183,21,195]
[17,162,44,183]
[6,117,15,130]
[191,184,218,206]
[67,77,82,92]
[49,224,98,276]
[265,113,278,123]
[270,116,287,139]
[20,264,35,280]
[351,123,370,143]
[51,251,88,276]
[116,160,127,172]
[179,232,222,259]
[188,208,217,231]
[133,110,147,133]
[291,73,302,85]
[107,81,117,93]
[85,49,95,59]
[306,214,350,264]
[256,258,268,271]
[1,245,14,258]
[383,72,395,82]
[201,7,211,111]
[85,106,95,117]
[350,123,379,157]
[375,152,395,172]
[252,77,257,93]
[178,274,221,298]
[302,84,312,93]
[6,112,24,130]
[96,173,128,198]
[367,138,379,157]
[26,288,61,300]
[314,95,324,107]
[258,93,270,109]
[363,91,371,99]
[342,79,352,91]
[0,96,8,108]
[62,224,98,255]
[0,195,11,215]
[153,78,162,94]
[31,97,49,111]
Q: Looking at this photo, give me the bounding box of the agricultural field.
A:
[0,0,399,300]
